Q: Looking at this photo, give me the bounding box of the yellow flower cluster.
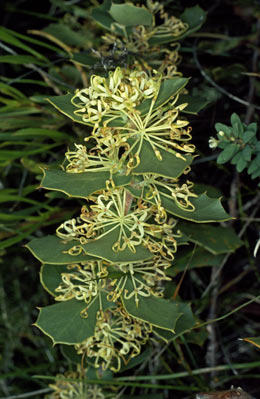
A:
[56,187,180,258]
[54,257,171,308]
[71,68,161,128]
[46,367,108,399]
[75,306,152,371]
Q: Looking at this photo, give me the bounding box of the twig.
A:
[244,19,260,125]
[192,41,260,110]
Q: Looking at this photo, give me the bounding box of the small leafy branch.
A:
[25,0,241,390]
[27,65,232,373]
[209,113,260,184]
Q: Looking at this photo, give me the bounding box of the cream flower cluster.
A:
[75,306,152,372]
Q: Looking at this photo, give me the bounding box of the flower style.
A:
[54,261,107,304]
[75,306,152,372]
[46,367,105,399]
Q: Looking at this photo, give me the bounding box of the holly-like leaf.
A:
[178,221,243,255]
[122,279,189,331]
[128,186,231,222]
[175,94,210,114]
[138,78,189,116]
[153,303,195,342]
[166,247,225,277]
[109,3,153,27]
[40,264,70,296]
[178,6,207,40]
[27,235,95,264]
[133,141,193,179]
[34,293,113,345]
[79,228,153,262]
[41,169,131,199]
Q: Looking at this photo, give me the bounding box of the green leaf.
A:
[215,123,232,137]
[128,187,231,222]
[71,51,99,67]
[177,222,243,255]
[231,113,243,138]
[0,82,27,100]
[91,1,116,31]
[78,228,153,263]
[148,6,206,45]
[0,55,46,65]
[246,122,257,134]
[41,169,131,199]
[122,279,188,331]
[0,144,58,163]
[175,94,209,114]
[153,302,195,342]
[35,293,112,345]
[61,345,82,364]
[46,93,86,124]
[0,26,48,60]
[178,6,207,39]
[133,141,193,179]
[109,3,153,27]
[26,235,95,264]
[217,143,239,164]
[243,129,256,144]
[236,156,248,173]
[44,23,90,47]
[119,348,153,372]
[138,78,189,116]
[166,247,225,277]
[13,128,71,141]
[40,264,69,296]
[242,145,252,162]
[248,158,259,174]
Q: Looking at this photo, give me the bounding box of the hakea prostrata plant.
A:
[28,57,231,375]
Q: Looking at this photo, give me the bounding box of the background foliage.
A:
[0,0,260,398]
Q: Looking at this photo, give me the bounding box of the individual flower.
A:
[75,306,152,372]
[208,136,219,149]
